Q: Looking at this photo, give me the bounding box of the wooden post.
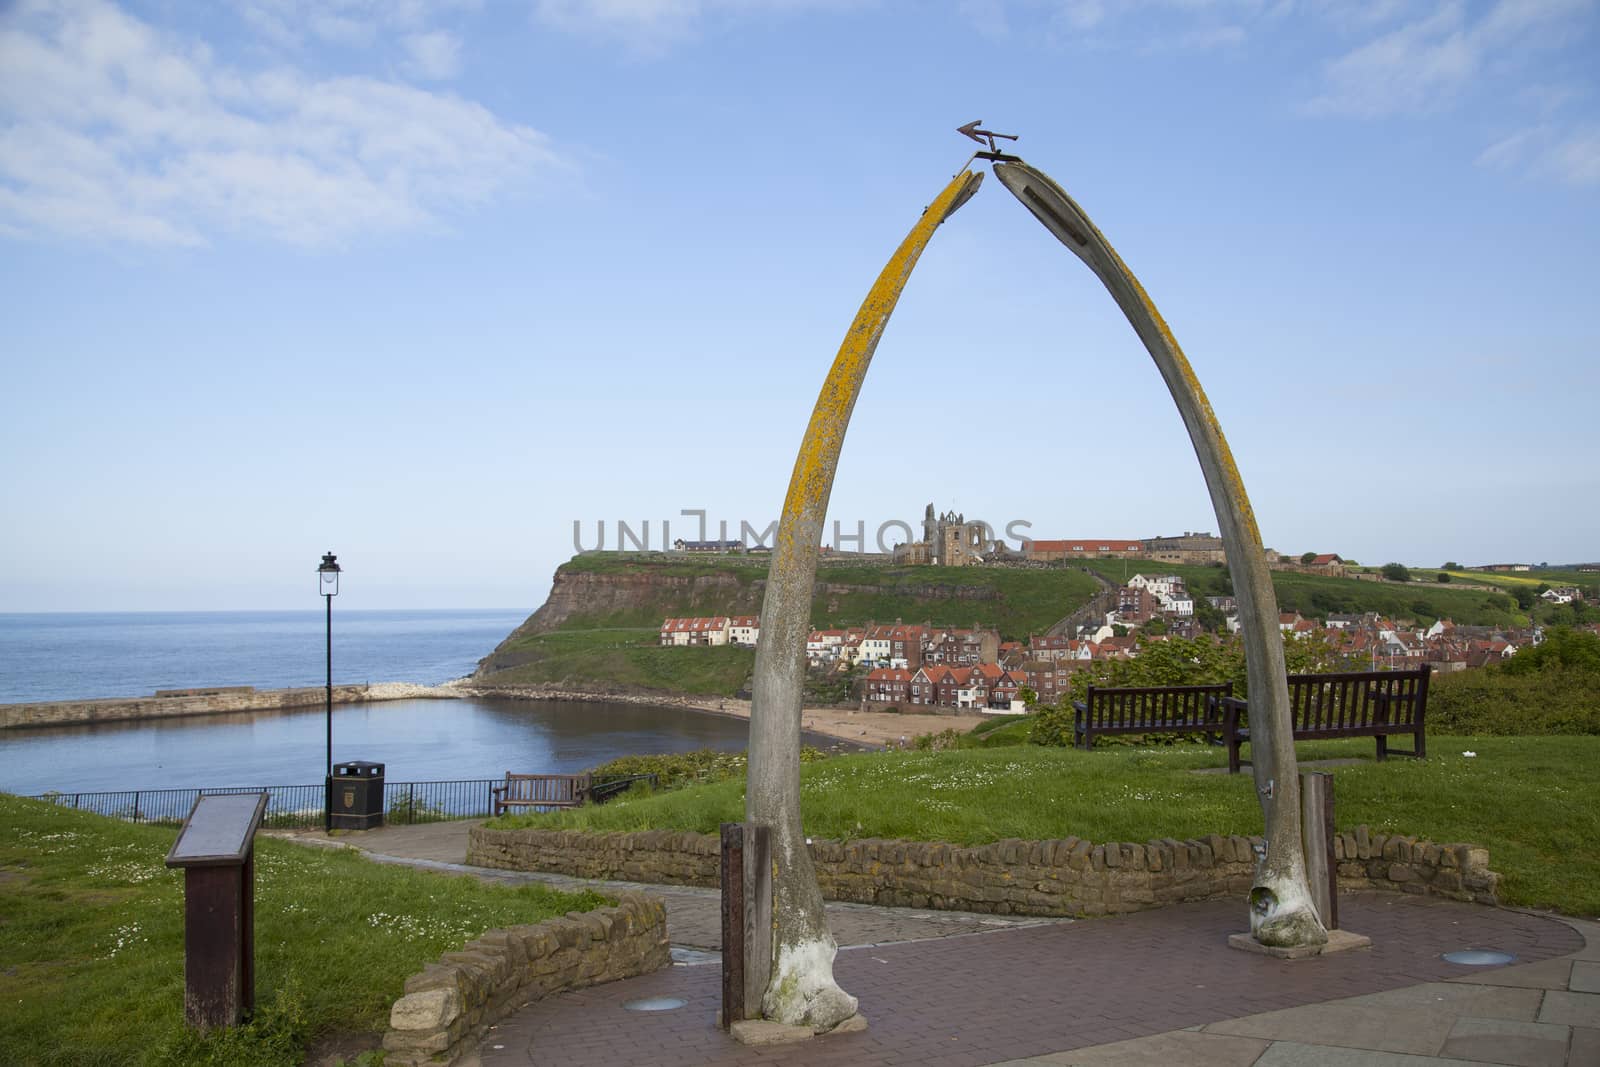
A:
[743,823,772,1019]
[1299,771,1338,930]
[720,823,745,1028]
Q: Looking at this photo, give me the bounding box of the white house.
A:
[728,616,760,647]
[1159,593,1195,616]
[1129,574,1186,597]
[806,629,845,662]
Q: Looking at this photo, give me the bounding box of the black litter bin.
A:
[330,761,385,830]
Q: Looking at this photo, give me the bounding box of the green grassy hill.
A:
[473,554,1101,695]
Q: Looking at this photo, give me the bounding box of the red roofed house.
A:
[865,667,913,705]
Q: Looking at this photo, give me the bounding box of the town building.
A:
[892,504,1006,566]
[659,616,730,646]
[728,616,760,646]
[1141,531,1226,565]
[670,538,746,553]
[1022,538,1144,562]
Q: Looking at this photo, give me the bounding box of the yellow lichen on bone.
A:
[773,171,981,562]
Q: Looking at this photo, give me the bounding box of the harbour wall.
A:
[0,682,457,731]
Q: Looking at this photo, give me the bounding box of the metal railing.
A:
[29,772,659,830]
[30,778,498,830]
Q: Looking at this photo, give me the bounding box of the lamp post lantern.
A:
[318,552,341,832]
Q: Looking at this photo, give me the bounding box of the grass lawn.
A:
[0,795,608,1067]
[493,736,1600,917]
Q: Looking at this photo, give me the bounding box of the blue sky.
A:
[2,0,1597,612]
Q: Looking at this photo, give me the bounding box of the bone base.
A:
[1228,928,1372,959]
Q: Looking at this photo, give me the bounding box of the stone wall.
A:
[384,892,669,1067]
[469,826,1499,919]
[2,684,373,730]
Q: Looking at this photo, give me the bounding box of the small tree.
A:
[1436,572,1452,583]
[1381,562,1412,583]
[1300,551,1317,564]
[1443,561,1460,570]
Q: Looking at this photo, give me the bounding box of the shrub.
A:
[1027,699,1075,747]
[1429,666,1600,735]
[587,746,828,790]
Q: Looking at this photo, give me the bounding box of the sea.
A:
[0,609,527,703]
[0,610,790,797]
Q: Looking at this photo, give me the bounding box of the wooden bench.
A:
[1071,682,1234,749]
[1222,666,1431,774]
[491,773,591,815]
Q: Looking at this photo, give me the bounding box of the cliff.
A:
[471,554,1101,694]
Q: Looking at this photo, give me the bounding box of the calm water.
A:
[0,695,792,796]
[0,609,529,703]
[0,611,849,796]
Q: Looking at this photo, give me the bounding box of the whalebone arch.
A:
[744,158,1322,1033]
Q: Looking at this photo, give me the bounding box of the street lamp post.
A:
[318,552,341,832]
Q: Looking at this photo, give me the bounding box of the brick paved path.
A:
[479,893,1581,1067]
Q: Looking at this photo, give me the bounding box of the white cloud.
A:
[0,0,555,247]
[1307,0,1596,118]
[531,0,866,49]
[403,30,463,79]
[1546,125,1600,185]
[1036,0,1268,52]
[1306,1,1475,117]
[237,0,480,49]
[1478,122,1600,186]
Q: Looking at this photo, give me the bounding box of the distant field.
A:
[478,627,756,696]
[1079,558,1523,626]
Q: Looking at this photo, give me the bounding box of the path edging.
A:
[382,892,669,1067]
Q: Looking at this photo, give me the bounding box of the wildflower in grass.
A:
[1462,751,1477,757]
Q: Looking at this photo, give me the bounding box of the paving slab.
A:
[1336,981,1543,1020]
[1570,960,1600,994]
[1203,1001,1460,1056]
[1567,1025,1600,1065]
[1448,956,1573,990]
[1252,1043,1483,1066]
[1536,990,1600,1028]
[1437,1017,1571,1067]
[985,1029,1271,1065]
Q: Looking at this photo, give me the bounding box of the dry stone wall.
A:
[469,825,1500,918]
[383,892,669,1067]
